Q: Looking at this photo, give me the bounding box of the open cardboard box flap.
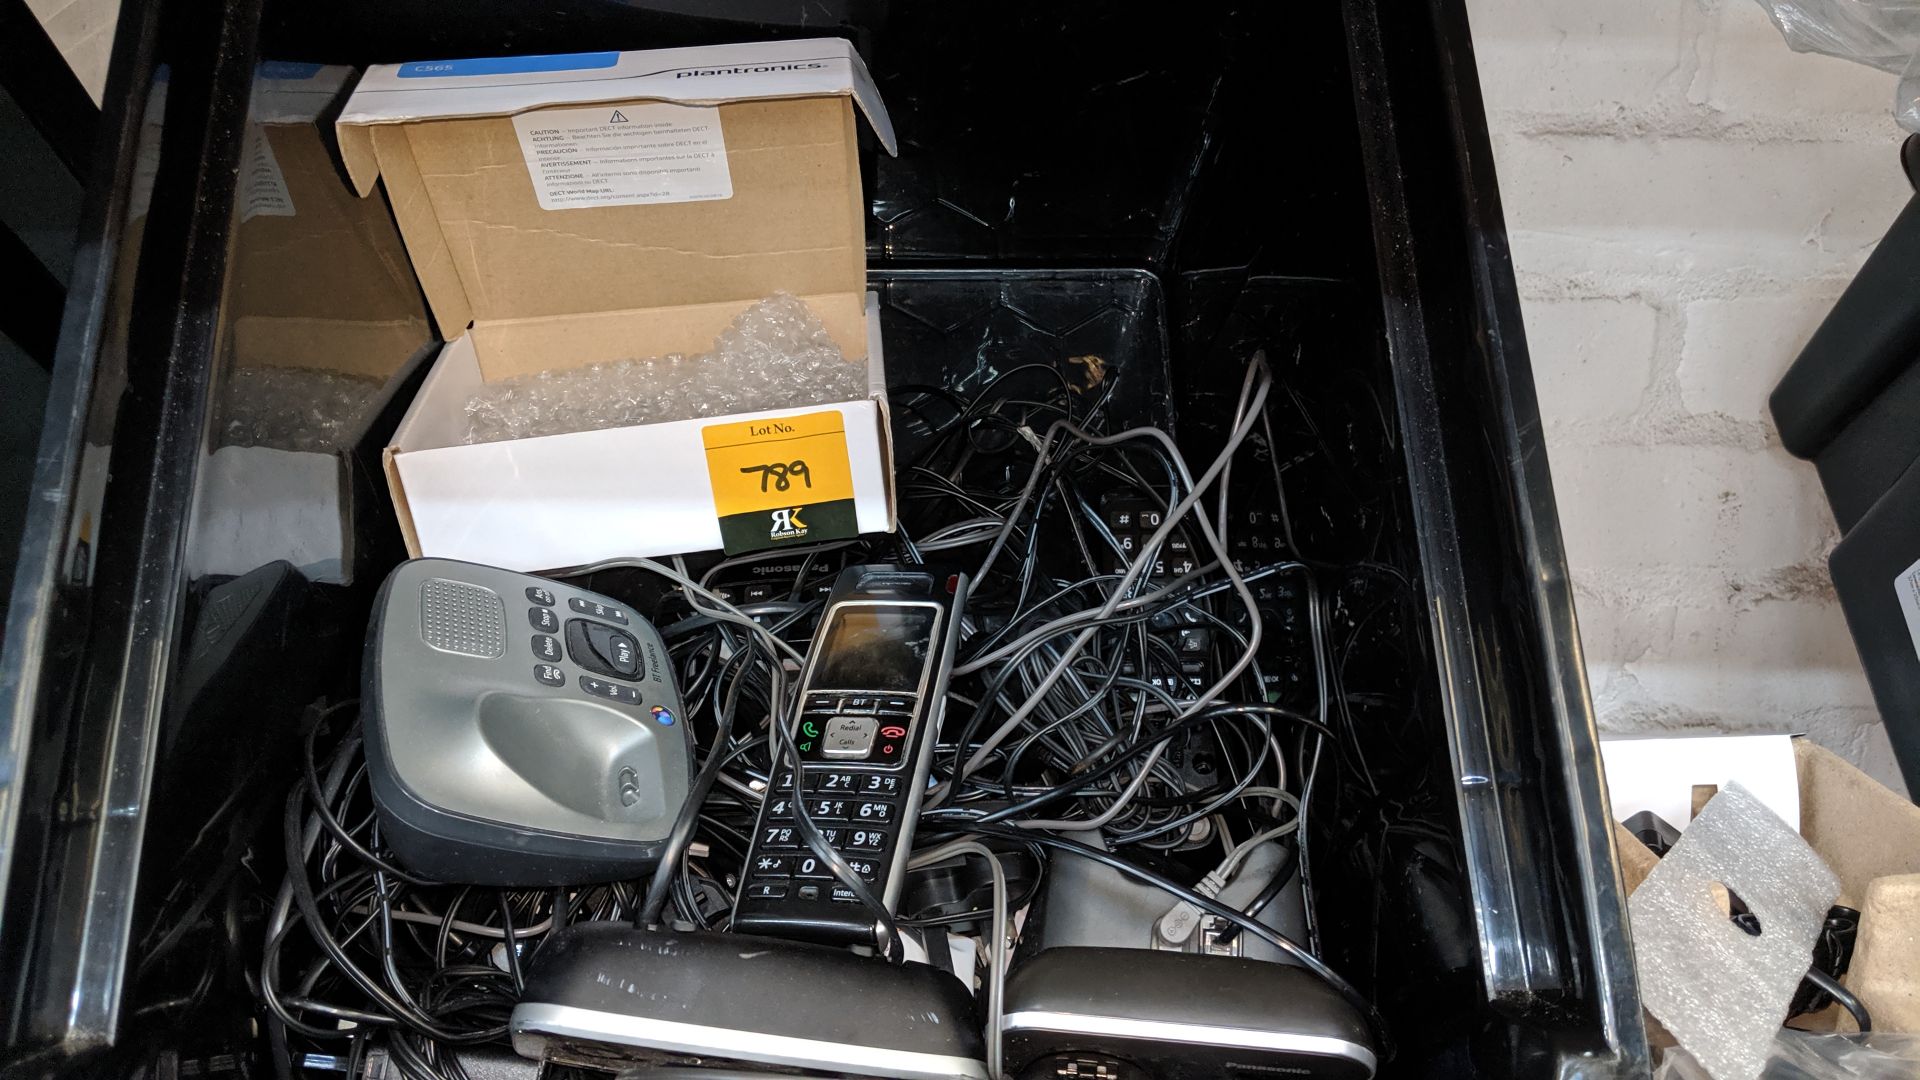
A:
[335,38,895,380]
[234,64,432,377]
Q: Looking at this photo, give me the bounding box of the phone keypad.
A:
[738,757,906,905]
[735,668,936,944]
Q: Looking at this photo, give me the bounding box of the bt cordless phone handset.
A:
[731,565,966,948]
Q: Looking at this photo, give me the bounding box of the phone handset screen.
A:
[809,606,937,693]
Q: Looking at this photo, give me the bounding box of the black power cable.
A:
[638,625,751,928]
[281,788,500,1044]
[1803,967,1871,1033]
[933,702,1328,826]
[250,351,1426,1075]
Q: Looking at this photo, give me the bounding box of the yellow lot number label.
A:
[702,411,857,554]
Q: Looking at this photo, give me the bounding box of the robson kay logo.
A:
[768,506,808,540]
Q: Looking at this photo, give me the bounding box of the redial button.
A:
[821,715,878,759]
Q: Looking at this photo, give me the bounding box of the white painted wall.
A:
[1468,0,1914,795]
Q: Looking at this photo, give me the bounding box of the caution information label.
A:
[511,102,732,211]
[240,126,295,223]
[702,412,857,555]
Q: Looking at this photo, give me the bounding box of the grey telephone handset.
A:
[363,558,692,885]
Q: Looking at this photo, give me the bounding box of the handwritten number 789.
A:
[739,460,812,493]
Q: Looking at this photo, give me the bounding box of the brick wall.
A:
[1468,0,1914,794]
[27,0,112,103]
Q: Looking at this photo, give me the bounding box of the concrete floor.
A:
[23,0,1915,795]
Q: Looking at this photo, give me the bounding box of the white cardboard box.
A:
[386,302,894,571]
[336,39,899,571]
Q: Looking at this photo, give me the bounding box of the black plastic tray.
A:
[0,2,1644,1076]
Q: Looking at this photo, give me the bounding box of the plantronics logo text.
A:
[675,62,827,79]
[769,507,809,540]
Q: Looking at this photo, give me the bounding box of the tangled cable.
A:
[246,350,1420,1075]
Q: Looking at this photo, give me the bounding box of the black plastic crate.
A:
[0,2,1643,1077]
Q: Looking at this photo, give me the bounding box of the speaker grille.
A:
[419,578,506,658]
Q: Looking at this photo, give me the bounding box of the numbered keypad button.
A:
[845,828,888,852]
[809,771,859,793]
[852,801,895,824]
[806,798,851,821]
[859,773,902,797]
[792,855,833,880]
[759,826,798,849]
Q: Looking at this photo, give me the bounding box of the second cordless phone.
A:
[731,565,965,947]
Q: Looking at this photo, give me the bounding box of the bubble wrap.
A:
[1658,1030,1920,1080]
[462,294,868,445]
[1630,782,1840,1080]
[217,365,387,453]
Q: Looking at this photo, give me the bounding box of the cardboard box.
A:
[1610,738,1920,1035]
[336,40,901,571]
[187,63,435,585]
[231,63,435,380]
